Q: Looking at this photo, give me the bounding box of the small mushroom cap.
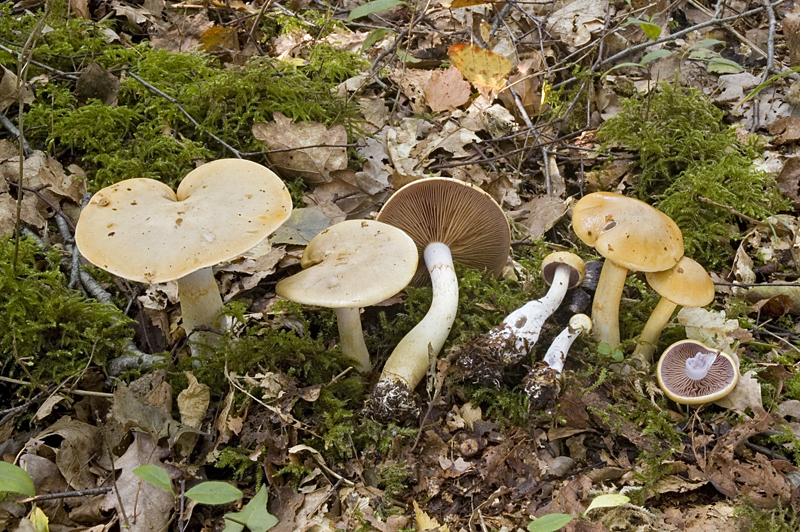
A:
[572,192,683,272]
[542,252,586,288]
[656,340,739,404]
[76,159,292,284]
[377,177,510,286]
[646,256,714,307]
[275,219,419,308]
[568,313,592,334]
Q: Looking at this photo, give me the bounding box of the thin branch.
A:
[18,487,113,504]
[0,114,33,157]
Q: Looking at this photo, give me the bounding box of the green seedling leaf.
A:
[223,486,277,532]
[696,38,725,48]
[0,462,35,497]
[640,49,673,64]
[133,465,175,495]
[740,65,800,105]
[583,494,630,515]
[185,482,243,505]
[362,28,392,52]
[527,513,575,532]
[627,17,661,40]
[705,57,744,74]
[348,0,406,21]
[395,49,421,63]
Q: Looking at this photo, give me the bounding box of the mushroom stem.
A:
[542,315,591,374]
[380,242,458,389]
[177,267,227,353]
[685,351,717,380]
[592,260,628,348]
[336,307,372,372]
[631,297,678,366]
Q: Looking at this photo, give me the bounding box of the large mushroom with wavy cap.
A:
[368,177,510,422]
[76,159,292,353]
[630,256,715,367]
[572,192,683,349]
[275,219,418,372]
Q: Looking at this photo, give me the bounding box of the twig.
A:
[697,196,761,224]
[0,42,79,81]
[5,179,75,231]
[18,487,112,504]
[410,348,460,453]
[0,114,33,157]
[751,0,779,131]
[127,72,244,159]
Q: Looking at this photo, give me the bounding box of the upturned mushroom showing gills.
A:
[524,313,591,410]
[656,340,739,405]
[75,159,292,355]
[275,220,418,372]
[631,257,714,367]
[572,192,683,349]
[368,178,510,421]
[457,251,585,384]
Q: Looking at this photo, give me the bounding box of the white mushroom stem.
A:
[686,351,717,380]
[542,315,591,374]
[336,307,371,372]
[591,260,628,348]
[177,267,228,353]
[379,242,458,390]
[488,263,573,355]
[631,297,678,365]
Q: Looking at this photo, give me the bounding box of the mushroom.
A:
[275,219,418,372]
[524,313,591,409]
[457,251,585,384]
[656,340,739,404]
[572,192,683,348]
[368,177,510,420]
[630,257,714,367]
[75,159,292,354]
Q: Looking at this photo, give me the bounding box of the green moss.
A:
[377,462,413,500]
[0,237,133,392]
[597,80,791,268]
[735,503,800,532]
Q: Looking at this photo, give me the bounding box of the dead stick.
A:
[697,196,761,225]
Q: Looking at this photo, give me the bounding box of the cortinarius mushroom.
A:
[524,313,591,409]
[275,219,418,372]
[656,340,739,404]
[631,257,714,366]
[76,159,292,353]
[458,251,585,384]
[572,192,683,348]
[368,177,510,421]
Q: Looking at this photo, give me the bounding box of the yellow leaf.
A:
[447,44,512,98]
[413,500,450,532]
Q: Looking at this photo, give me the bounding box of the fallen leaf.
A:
[223,486,278,532]
[0,66,34,114]
[423,65,471,112]
[768,116,800,144]
[271,207,332,245]
[447,44,512,98]
[177,372,210,429]
[547,0,607,48]
[714,370,764,414]
[253,112,348,185]
[777,156,800,206]
[511,195,570,238]
[74,62,120,106]
[413,499,450,532]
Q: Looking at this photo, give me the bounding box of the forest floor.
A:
[2,0,800,531]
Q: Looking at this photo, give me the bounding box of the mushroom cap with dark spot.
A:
[275,219,418,308]
[75,159,292,284]
[572,192,683,272]
[377,177,510,286]
[656,340,739,404]
[646,256,715,307]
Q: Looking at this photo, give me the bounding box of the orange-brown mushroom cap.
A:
[377,177,511,286]
[645,256,714,307]
[75,159,292,283]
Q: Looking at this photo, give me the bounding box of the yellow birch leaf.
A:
[447,43,512,98]
[413,500,450,532]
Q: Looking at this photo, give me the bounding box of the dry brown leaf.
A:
[177,372,210,429]
[547,0,607,48]
[148,11,213,53]
[75,62,120,106]
[714,370,764,414]
[253,112,347,185]
[511,195,570,238]
[0,193,46,236]
[0,65,35,114]
[70,0,90,17]
[768,116,800,144]
[499,54,546,116]
[777,156,800,206]
[423,65,471,112]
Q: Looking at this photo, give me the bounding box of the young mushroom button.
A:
[572,192,684,349]
[457,251,585,384]
[631,257,714,367]
[275,220,418,372]
[369,177,511,422]
[75,159,292,355]
[656,340,739,405]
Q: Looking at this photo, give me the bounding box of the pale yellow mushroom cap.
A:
[542,252,586,288]
[75,159,292,283]
[275,219,419,308]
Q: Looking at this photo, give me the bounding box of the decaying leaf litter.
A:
[2,0,800,530]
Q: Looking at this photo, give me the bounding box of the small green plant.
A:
[133,465,243,505]
[527,493,630,532]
